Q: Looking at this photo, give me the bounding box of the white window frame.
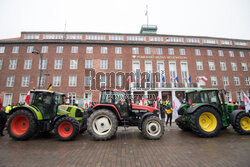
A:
[234,76,240,86]
[24,59,32,69]
[56,46,63,53]
[39,59,47,69]
[196,61,203,70]
[19,93,27,103]
[207,50,213,56]
[115,47,122,54]
[100,60,108,70]
[27,46,34,53]
[9,59,17,70]
[195,49,201,56]
[54,59,63,70]
[37,76,46,87]
[180,48,185,55]
[210,76,217,86]
[241,62,248,71]
[85,59,93,69]
[86,47,93,54]
[115,60,122,70]
[70,59,78,69]
[3,93,12,107]
[144,47,151,55]
[229,51,234,57]
[0,46,5,53]
[220,61,227,71]
[218,50,224,56]
[100,75,107,87]
[115,74,123,87]
[53,75,61,87]
[231,62,237,71]
[69,75,77,87]
[168,48,174,55]
[245,76,250,86]
[6,76,15,87]
[85,76,92,87]
[156,48,163,55]
[101,47,108,54]
[71,46,78,53]
[0,59,2,70]
[239,51,245,57]
[132,48,139,54]
[208,61,215,71]
[22,75,30,87]
[222,76,229,86]
[12,46,19,53]
[41,46,48,53]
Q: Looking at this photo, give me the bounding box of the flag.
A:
[242,90,250,113]
[201,76,208,82]
[141,75,145,82]
[25,91,31,105]
[224,85,227,91]
[175,76,179,83]
[127,76,131,82]
[142,98,145,105]
[170,77,173,82]
[89,102,92,106]
[172,95,182,120]
[47,84,52,91]
[162,76,165,82]
[188,76,191,83]
[196,77,199,82]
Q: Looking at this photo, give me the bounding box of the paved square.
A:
[0,124,249,167]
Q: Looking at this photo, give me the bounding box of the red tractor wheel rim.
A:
[11,116,29,136]
[58,121,73,138]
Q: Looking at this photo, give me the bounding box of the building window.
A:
[221,40,232,45]
[236,91,243,102]
[234,76,240,86]
[100,60,108,69]
[149,37,163,42]
[12,46,19,53]
[86,47,93,54]
[115,60,122,70]
[27,46,34,53]
[0,46,5,53]
[208,61,215,71]
[218,50,224,56]
[245,76,250,85]
[127,36,145,41]
[229,51,234,57]
[115,47,122,54]
[109,35,124,41]
[168,48,174,55]
[6,76,15,87]
[84,93,92,102]
[68,92,76,104]
[3,94,12,107]
[19,94,27,103]
[231,62,237,71]
[132,47,139,54]
[116,74,122,87]
[71,46,78,53]
[0,59,2,70]
[69,75,77,87]
[24,59,32,69]
[86,35,105,40]
[53,76,61,87]
[156,48,163,55]
[166,37,184,43]
[195,49,201,56]
[41,46,48,53]
[56,46,63,53]
[157,62,165,83]
[43,34,63,39]
[234,41,247,46]
[180,61,189,83]
[207,50,213,56]
[39,59,47,69]
[179,49,185,55]
[144,47,151,55]
[100,75,107,87]
[9,59,17,70]
[66,34,82,40]
[211,76,217,86]
[101,47,108,54]
[203,39,218,44]
[239,51,245,57]
[241,62,248,71]
[54,59,63,69]
[70,59,78,69]
[222,76,229,85]
[225,91,232,102]
[186,38,200,43]
[24,34,40,39]
[85,76,92,87]
[196,61,203,70]
[220,61,227,71]
[22,75,30,87]
[85,59,93,69]
[37,76,46,87]
[169,61,177,82]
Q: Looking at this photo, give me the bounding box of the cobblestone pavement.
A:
[0,124,249,167]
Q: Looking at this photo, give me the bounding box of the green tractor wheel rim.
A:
[240,116,250,131]
[199,112,217,132]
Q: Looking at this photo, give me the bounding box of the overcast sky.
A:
[0,0,249,40]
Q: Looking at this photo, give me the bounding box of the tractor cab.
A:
[29,90,56,120]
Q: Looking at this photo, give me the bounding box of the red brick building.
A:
[0,27,249,106]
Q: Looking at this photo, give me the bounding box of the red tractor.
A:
[87,90,165,140]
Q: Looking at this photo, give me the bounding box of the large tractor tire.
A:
[176,116,191,131]
[87,109,118,141]
[7,110,37,141]
[233,112,250,135]
[141,116,164,140]
[190,107,221,137]
[54,117,80,141]
[79,118,87,134]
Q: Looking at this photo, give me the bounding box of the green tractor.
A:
[176,88,250,137]
[7,90,87,141]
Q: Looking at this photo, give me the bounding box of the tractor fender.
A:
[229,110,247,126]
[92,104,122,120]
[187,104,221,115]
[138,112,155,131]
[52,115,66,127]
[9,106,43,120]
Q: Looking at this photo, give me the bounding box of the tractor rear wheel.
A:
[233,112,250,135]
[54,117,80,141]
[87,109,118,141]
[7,110,37,140]
[141,116,164,140]
[176,116,191,131]
[190,107,221,137]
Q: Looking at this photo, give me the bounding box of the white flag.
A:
[172,95,182,120]
[242,90,250,113]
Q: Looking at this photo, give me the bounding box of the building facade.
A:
[0,30,249,106]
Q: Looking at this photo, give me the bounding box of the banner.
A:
[172,95,182,120]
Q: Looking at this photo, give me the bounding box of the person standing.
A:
[0,102,7,136]
[165,104,173,127]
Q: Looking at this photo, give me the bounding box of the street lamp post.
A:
[32,49,43,89]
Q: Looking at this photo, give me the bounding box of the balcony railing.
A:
[130,82,198,89]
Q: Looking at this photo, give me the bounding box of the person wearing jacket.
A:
[165,104,173,127]
[0,103,7,136]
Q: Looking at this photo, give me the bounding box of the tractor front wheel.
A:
[141,116,164,140]
[233,112,250,135]
[190,107,221,137]
[54,117,80,141]
[87,109,118,141]
[7,110,37,140]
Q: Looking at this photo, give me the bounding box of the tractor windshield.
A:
[186,92,201,104]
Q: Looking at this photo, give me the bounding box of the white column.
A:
[158,91,162,99]
[172,90,176,103]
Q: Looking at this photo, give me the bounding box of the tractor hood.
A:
[132,104,157,112]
